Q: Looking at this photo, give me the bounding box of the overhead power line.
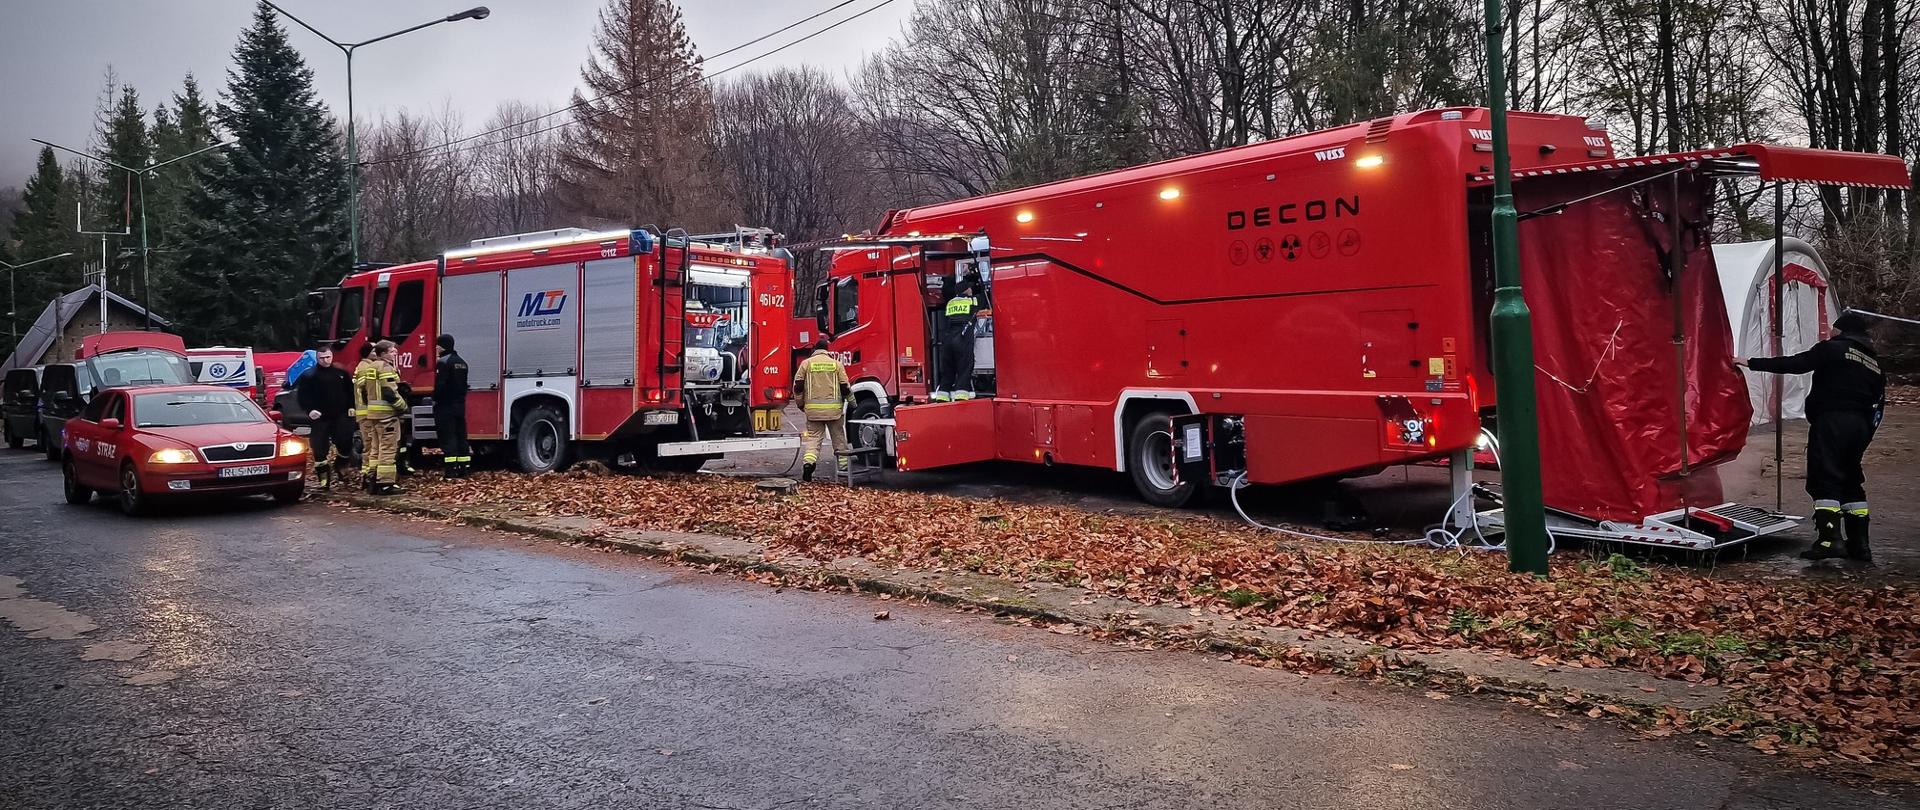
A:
[359,0,899,168]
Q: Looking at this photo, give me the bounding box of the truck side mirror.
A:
[813,282,831,336]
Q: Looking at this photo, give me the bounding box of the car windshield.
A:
[89,349,194,389]
[133,390,265,428]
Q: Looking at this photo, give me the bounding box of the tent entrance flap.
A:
[1474,143,1910,190]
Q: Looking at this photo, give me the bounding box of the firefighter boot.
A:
[802,462,816,482]
[1843,506,1872,563]
[953,389,974,401]
[1799,508,1846,560]
[931,390,951,403]
[314,460,332,490]
[836,456,851,477]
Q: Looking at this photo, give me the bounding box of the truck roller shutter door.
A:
[581,257,638,386]
[504,263,580,377]
[442,272,503,389]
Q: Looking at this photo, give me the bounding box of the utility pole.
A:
[33,138,234,332]
[263,2,491,266]
[1484,0,1551,575]
[0,252,76,347]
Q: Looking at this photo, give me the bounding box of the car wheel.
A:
[514,404,573,474]
[1126,411,1197,508]
[117,462,146,517]
[272,484,303,505]
[62,460,91,505]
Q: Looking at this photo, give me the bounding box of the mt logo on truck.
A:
[515,289,568,330]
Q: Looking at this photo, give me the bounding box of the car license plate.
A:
[218,464,270,478]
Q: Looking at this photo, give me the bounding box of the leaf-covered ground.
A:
[400,469,1920,768]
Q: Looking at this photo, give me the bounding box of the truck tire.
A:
[1126,412,1196,508]
[514,403,574,474]
[5,422,20,450]
[848,396,894,469]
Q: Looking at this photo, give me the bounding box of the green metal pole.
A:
[1485,0,1551,575]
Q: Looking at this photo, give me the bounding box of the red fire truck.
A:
[306,227,798,473]
[808,106,1904,545]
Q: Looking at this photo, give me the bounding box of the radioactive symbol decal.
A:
[1279,234,1302,261]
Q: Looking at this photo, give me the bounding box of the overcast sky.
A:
[0,0,916,183]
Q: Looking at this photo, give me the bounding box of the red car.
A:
[61,384,309,515]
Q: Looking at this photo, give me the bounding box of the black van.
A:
[2,367,41,449]
[35,363,89,461]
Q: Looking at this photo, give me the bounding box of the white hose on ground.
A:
[1225,471,1428,545]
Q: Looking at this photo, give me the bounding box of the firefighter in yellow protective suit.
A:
[792,339,851,482]
[354,340,409,495]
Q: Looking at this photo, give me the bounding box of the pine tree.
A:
[168,3,349,348]
[92,82,151,294]
[9,148,86,331]
[558,0,733,229]
[146,74,219,300]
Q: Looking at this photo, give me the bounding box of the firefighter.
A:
[1738,312,1887,562]
[932,269,986,402]
[354,340,409,495]
[792,338,851,482]
[297,344,356,490]
[434,333,472,479]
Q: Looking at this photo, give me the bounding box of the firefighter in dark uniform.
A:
[932,268,987,402]
[434,333,472,479]
[296,344,356,490]
[1739,312,1887,562]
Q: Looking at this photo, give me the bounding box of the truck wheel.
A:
[5,423,20,450]
[848,396,894,469]
[514,404,574,474]
[1126,413,1196,508]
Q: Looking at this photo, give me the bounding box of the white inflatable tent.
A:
[1713,236,1841,424]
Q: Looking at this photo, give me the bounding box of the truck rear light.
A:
[764,387,788,401]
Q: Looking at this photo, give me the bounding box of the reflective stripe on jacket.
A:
[944,295,978,319]
[792,350,849,420]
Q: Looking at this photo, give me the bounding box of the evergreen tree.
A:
[168,3,348,348]
[92,82,151,294]
[558,0,732,229]
[146,74,219,300]
[8,148,86,331]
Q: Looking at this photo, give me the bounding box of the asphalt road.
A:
[1,450,1912,809]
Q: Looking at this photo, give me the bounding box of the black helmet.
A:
[437,333,456,351]
[1834,312,1870,333]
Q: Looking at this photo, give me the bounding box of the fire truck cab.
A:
[306,226,798,473]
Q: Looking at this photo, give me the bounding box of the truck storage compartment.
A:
[893,398,995,471]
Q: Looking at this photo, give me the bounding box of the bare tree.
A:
[473,100,564,236]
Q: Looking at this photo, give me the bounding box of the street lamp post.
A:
[1483,0,1551,575]
[0,252,77,347]
[263,2,491,266]
[31,138,235,332]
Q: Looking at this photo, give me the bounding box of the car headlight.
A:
[149,448,196,464]
[279,437,308,457]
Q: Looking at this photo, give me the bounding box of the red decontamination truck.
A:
[306,226,798,473]
[806,107,1906,549]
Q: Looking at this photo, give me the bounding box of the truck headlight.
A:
[279,438,308,457]
[149,448,196,464]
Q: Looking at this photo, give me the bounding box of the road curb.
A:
[319,490,1730,716]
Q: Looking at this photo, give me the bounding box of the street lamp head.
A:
[448,6,490,21]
